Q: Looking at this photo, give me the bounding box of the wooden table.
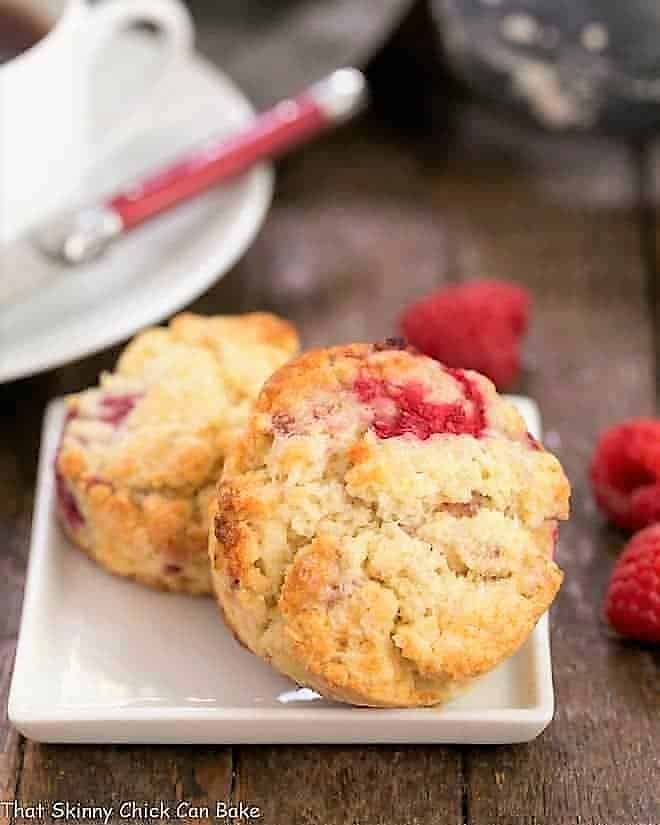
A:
[1,13,659,825]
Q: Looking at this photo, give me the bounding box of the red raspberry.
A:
[604,525,660,642]
[590,419,660,531]
[399,279,531,389]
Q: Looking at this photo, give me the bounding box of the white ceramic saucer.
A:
[9,397,556,744]
[0,35,272,383]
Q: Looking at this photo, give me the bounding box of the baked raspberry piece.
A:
[54,410,86,532]
[55,468,84,531]
[354,366,486,440]
[54,392,141,530]
[604,525,660,642]
[590,419,660,531]
[98,393,141,426]
[399,279,531,389]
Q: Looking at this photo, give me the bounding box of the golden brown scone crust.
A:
[56,312,299,595]
[210,343,570,705]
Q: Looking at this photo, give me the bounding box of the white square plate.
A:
[9,396,555,744]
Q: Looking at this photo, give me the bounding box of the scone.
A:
[210,341,570,706]
[56,312,299,595]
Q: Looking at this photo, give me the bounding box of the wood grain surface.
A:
[1,3,659,823]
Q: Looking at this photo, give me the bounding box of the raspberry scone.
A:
[210,342,570,706]
[56,312,299,595]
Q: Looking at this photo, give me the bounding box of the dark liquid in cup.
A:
[0,3,51,64]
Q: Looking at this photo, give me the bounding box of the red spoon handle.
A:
[109,69,366,231]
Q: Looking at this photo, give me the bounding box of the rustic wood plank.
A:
[193,120,451,349]
[232,745,463,825]
[439,110,659,824]
[645,139,660,408]
[0,644,22,825]
[17,743,233,824]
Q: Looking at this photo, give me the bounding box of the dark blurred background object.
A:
[185,0,660,136]
[184,0,460,138]
[432,0,660,134]
[185,0,413,105]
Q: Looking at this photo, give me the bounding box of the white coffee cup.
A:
[0,0,194,243]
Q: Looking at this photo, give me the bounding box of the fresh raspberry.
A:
[590,419,660,531]
[604,525,660,642]
[399,279,531,389]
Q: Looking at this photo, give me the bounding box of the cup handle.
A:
[82,0,194,162]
